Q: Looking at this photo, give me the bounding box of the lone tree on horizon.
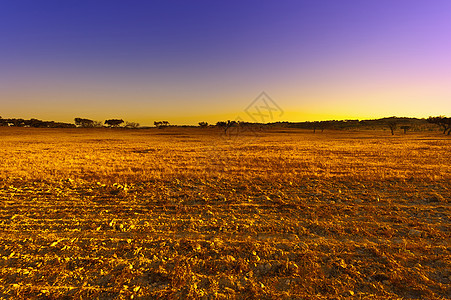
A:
[104,119,124,127]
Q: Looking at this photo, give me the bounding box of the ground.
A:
[0,127,449,299]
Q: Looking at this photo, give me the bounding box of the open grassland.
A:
[0,127,449,299]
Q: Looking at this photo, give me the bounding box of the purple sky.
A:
[1,0,450,124]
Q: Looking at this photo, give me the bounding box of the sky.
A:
[1,0,450,125]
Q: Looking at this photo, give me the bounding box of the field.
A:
[0,127,449,299]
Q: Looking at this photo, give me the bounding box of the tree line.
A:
[270,116,450,135]
[0,117,75,128]
[74,118,140,128]
[1,115,449,134]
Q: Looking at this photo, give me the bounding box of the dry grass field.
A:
[0,127,449,299]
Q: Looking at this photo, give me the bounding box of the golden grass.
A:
[0,127,449,299]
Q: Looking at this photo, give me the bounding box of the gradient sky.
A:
[1,0,450,125]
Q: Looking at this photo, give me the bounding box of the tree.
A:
[387,121,397,135]
[104,119,124,127]
[74,118,95,128]
[400,125,410,134]
[29,118,45,128]
[216,120,237,134]
[125,121,140,129]
[427,116,451,135]
[92,121,103,128]
[198,122,208,128]
[12,118,25,127]
[311,121,320,133]
[154,121,170,129]
[319,121,330,133]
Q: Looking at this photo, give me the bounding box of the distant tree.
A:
[216,120,237,134]
[74,118,96,128]
[319,121,330,133]
[29,118,45,128]
[12,118,25,127]
[74,117,83,126]
[125,121,140,129]
[92,121,103,128]
[427,116,451,135]
[198,122,208,128]
[311,121,319,133]
[154,121,170,129]
[387,121,397,135]
[400,125,411,134]
[104,119,124,127]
